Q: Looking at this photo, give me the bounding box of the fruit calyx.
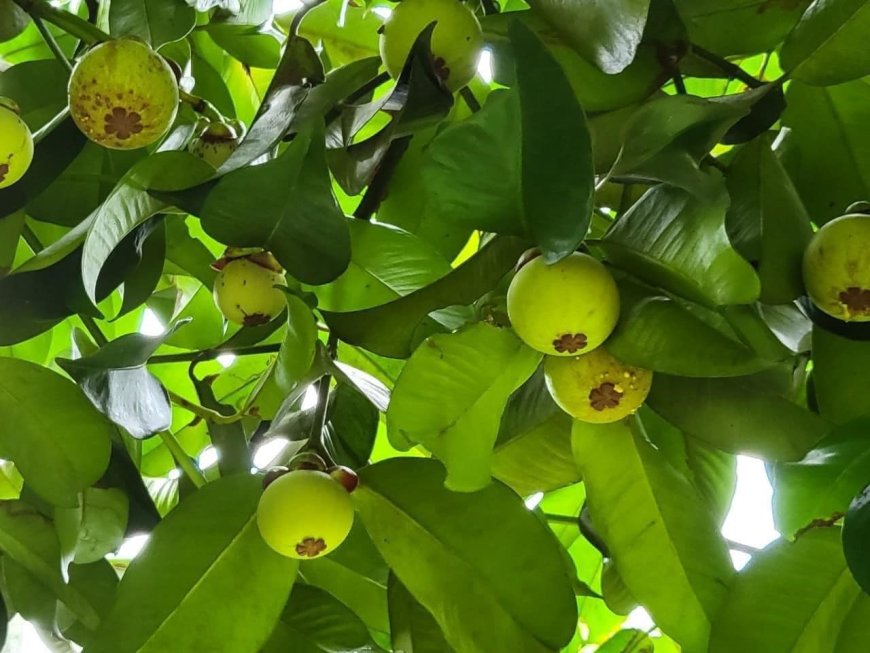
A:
[288,451,328,472]
[211,248,284,273]
[328,465,360,493]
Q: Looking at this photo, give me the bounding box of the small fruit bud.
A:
[328,465,360,493]
[262,466,290,489]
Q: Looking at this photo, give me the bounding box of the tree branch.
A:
[691,44,765,88]
[165,388,247,425]
[726,539,760,555]
[148,343,282,365]
[33,16,72,72]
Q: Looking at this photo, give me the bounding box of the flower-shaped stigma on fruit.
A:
[104,107,143,140]
[553,333,588,354]
[242,312,270,327]
[295,537,327,558]
[432,56,451,82]
[0,163,8,184]
[838,287,870,316]
[589,382,623,411]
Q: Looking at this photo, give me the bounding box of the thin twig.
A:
[544,513,579,525]
[671,71,687,95]
[691,44,764,89]
[289,0,326,37]
[306,334,339,463]
[726,539,760,555]
[149,343,282,365]
[459,86,481,112]
[166,388,246,425]
[33,16,72,72]
[159,431,207,488]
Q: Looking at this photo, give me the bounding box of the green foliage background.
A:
[0,0,869,651]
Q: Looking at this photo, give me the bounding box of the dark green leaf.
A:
[387,323,541,491]
[388,574,453,653]
[511,19,594,261]
[721,85,786,145]
[0,358,112,506]
[274,295,318,395]
[86,475,298,653]
[108,0,195,48]
[354,458,578,653]
[843,485,870,595]
[811,326,870,424]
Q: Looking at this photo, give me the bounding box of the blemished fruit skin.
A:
[544,347,653,424]
[379,0,483,91]
[257,470,355,559]
[0,101,34,189]
[213,256,287,326]
[507,252,620,356]
[188,121,243,168]
[803,213,870,322]
[68,39,179,150]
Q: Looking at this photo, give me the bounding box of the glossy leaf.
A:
[710,529,864,652]
[108,0,195,48]
[511,19,594,261]
[811,326,870,424]
[388,574,453,653]
[780,0,870,86]
[0,358,112,506]
[602,182,760,307]
[387,323,541,491]
[573,420,734,652]
[85,474,298,653]
[843,486,870,595]
[274,295,318,395]
[354,458,578,653]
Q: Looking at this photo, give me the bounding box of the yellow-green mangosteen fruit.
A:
[68,39,179,150]
[212,250,287,326]
[257,469,355,559]
[803,213,870,322]
[544,347,652,424]
[0,98,33,189]
[188,120,244,168]
[507,252,620,356]
[379,0,483,91]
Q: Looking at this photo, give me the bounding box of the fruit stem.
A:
[690,44,765,89]
[165,388,247,425]
[306,334,339,464]
[179,90,226,124]
[459,87,481,112]
[543,513,579,525]
[725,539,760,555]
[32,15,73,72]
[353,136,411,220]
[148,343,282,364]
[159,431,207,488]
[12,0,109,45]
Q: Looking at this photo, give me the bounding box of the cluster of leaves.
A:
[0,0,869,651]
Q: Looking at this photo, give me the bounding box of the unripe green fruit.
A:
[188,121,243,168]
[803,213,870,322]
[544,347,652,424]
[68,39,179,150]
[379,0,483,91]
[0,100,33,189]
[507,252,620,356]
[257,469,354,559]
[213,254,287,326]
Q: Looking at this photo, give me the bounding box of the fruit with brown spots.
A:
[803,213,870,322]
[212,250,287,326]
[544,347,652,423]
[68,39,179,150]
[507,252,620,356]
[379,0,483,91]
[188,120,244,168]
[0,98,33,189]
[256,469,354,559]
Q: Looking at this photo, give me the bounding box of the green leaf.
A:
[511,19,594,261]
[0,358,112,507]
[387,323,541,491]
[609,96,748,196]
[353,458,578,653]
[491,367,577,496]
[602,182,760,307]
[709,529,864,653]
[0,59,68,130]
[605,277,768,377]
[198,124,351,285]
[388,574,453,653]
[205,25,281,69]
[781,0,870,86]
[274,295,318,395]
[674,0,811,56]
[725,135,813,304]
[572,420,734,653]
[108,0,195,48]
[420,90,523,236]
[262,583,376,652]
[647,372,831,460]
[525,0,650,74]
[780,79,870,224]
[321,236,528,358]
[85,474,298,653]
[811,326,870,424]
[55,487,128,581]
[843,486,870,595]
[773,419,870,537]
[598,629,654,653]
